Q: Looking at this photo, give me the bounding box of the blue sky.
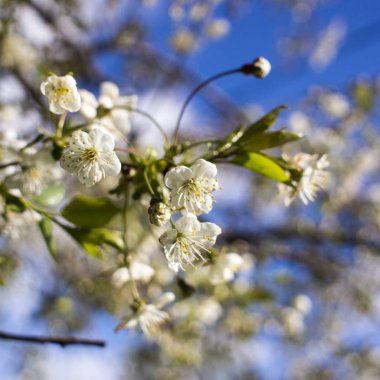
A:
[142,0,380,110]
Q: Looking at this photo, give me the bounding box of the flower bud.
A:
[241,56,271,78]
[148,198,171,227]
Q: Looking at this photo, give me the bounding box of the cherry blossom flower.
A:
[159,214,222,272]
[164,159,219,215]
[40,74,81,114]
[279,153,329,206]
[80,81,137,134]
[116,292,175,337]
[60,128,121,187]
[208,252,245,285]
[111,262,155,287]
[5,148,62,196]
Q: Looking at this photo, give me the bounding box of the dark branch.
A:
[0,330,106,348]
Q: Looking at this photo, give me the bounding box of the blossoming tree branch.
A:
[0,57,329,341]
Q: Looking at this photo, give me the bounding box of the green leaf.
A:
[249,287,274,302]
[233,152,290,182]
[38,216,57,260]
[33,184,65,207]
[61,195,120,228]
[241,130,302,152]
[64,227,125,258]
[216,126,244,155]
[242,105,288,140]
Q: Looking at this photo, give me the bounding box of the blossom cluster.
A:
[156,159,222,272]
[40,74,130,187]
[0,68,331,339]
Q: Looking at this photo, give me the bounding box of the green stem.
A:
[124,107,169,148]
[56,112,67,138]
[143,168,155,195]
[122,183,140,300]
[172,68,242,145]
[0,161,20,170]
[19,134,45,152]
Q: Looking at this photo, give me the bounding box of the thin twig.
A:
[0,161,20,170]
[173,68,242,144]
[0,330,106,347]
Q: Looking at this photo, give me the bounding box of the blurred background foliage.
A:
[1,0,380,379]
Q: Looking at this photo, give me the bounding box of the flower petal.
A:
[159,229,178,246]
[89,128,115,150]
[190,159,217,179]
[164,166,192,189]
[175,214,200,233]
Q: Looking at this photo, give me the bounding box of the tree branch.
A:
[0,330,106,348]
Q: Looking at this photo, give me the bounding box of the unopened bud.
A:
[241,56,271,78]
[148,198,171,227]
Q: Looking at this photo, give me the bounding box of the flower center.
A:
[53,87,70,102]
[82,147,98,162]
[176,178,217,213]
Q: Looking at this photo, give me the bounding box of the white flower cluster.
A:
[116,292,175,337]
[40,74,81,114]
[80,81,138,135]
[60,128,121,187]
[40,74,128,187]
[279,153,330,206]
[158,159,222,272]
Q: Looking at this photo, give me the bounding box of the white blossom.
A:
[79,89,98,119]
[279,153,329,206]
[206,18,231,39]
[164,159,219,215]
[60,128,121,187]
[80,82,138,134]
[319,92,350,118]
[116,292,175,337]
[159,214,222,272]
[208,252,245,285]
[170,29,197,54]
[282,307,305,336]
[40,74,81,114]
[5,148,62,196]
[111,262,155,287]
[293,294,312,315]
[197,298,223,325]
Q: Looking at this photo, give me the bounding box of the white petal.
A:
[99,82,119,107]
[175,214,199,233]
[60,91,81,112]
[159,229,178,245]
[164,166,192,189]
[131,262,155,283]
[224,253,244,271]
[115,94,138,108]
[190,159,217,179]
[198,222,221,249]
[199,221,221,237]
[111,267,130,287]
[170,191,185,210]
[40,80,52,96]
[60,75,77,88]
[110,109,131,134]
[48,97,66,115]
[89,128,115,150]
[80,89,98,119]
[99,151,121,176]
[195,194,213,215]
[154,292,175,309]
